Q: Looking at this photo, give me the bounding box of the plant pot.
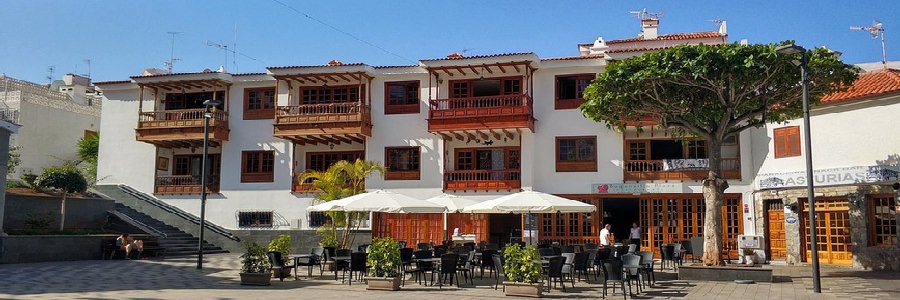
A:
[365,276,401,291]
[743,255,755,265]
[240,271,272,286]
[504,281,543,298]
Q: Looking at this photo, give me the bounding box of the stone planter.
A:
[678,264,773,282]
[240,271,273,286]
[365,276,401,291]
[504,281,544,298]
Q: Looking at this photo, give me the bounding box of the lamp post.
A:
[776,44,820,293]
[197,99,222,269]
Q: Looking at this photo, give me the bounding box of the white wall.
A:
[11,97,99,177]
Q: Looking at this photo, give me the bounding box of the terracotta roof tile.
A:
[93,80,132,85]
[130,71,220,79]
[232,72,267,76]
[607,31,725,45]
[373,65,419,69]
[820,68,900,103]
[420,52,534,62]
[605,46,672,54]
[267,63,366,70]
[541,55,605,61]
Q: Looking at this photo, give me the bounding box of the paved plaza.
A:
[0,254,897,300]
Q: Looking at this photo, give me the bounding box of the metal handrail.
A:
[110,210,168,238]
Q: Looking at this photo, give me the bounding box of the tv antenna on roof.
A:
[851,20,887,68]
[165,31,182,73]
[629,8,662,20]
[206,40,259,73]
[46,65,55,85]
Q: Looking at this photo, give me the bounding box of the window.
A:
[384,81,420,114]
[306,151,365,172]
[243,87,276,119]
[171,154,221,183]
[869,195,897,246]
[237,211,273,228]
[773,126,801,158]
[164,91,224,110]
[385,147,420,180]
[686,140,707,159]
[555,74,593,109]
[556,136,597,172]
[628,141,648,160]
[308,211,332,228]
[300,85,362,105]
[241,151,275,182]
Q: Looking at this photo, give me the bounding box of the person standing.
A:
[630,222,641,250]
[599,224,612,247]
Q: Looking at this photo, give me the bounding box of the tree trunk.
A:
[59,192,67,232]
[701,139,729,266]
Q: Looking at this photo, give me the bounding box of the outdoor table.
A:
[332,256,351,280]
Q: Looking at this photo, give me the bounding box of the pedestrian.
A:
[599,224,612,247]
[630,222,641,250]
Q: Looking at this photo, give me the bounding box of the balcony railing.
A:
[139,109,228,125]
[445,169,521,191]
[623,158,741,181]
[276,103,369,123]
[154,175,219,194]
[0,109,20,125]
[429,94,532,119]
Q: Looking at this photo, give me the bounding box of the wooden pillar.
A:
[367,76,372,107]
[356,73,363,106]
[274,78,280,107]
[138,85,144,116]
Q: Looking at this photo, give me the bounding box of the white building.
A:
[0,74,101,178]
[94,18,765,257]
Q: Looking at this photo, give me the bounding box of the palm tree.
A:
[299,159,384,249]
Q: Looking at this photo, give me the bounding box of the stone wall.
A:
[754,184,900,270]
[3,193,114,230]
[0,235,117,264]
[230,230,372,255]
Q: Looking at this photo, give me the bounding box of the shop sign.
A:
[757,165,900,189]
[785,216,798,224]
[592,183,683,194]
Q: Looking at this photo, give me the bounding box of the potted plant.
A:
[365,237,402,291]
[267,234,292,278]
[502,244,543,297]
[240,241,272,286]
[742,248,756,266]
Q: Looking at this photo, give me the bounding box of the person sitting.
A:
[116,233,144,259]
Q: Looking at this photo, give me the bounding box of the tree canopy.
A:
[581,42,858,141]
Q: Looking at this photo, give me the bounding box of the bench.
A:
[103,236,166,260]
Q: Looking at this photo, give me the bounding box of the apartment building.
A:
[94,18,761,258]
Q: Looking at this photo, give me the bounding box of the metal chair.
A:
[417,242,431,251]
[267,251,297,281]
[690,237,704,262]
[562,245,576,253]
[601,259,630,299]
[400,247,415,271]
[545,256,569,292]
[456,250,476,286]
[538,247,557,257]
[594,248,612,279]
[627,244,638,254]
[295,250,320,278]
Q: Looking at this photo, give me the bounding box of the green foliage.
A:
[7,146,21,174]
[300,159,385,249]
[23,213,53,230]
[366,237,401,277]
[20,173,39,191]
[316,224,340,248]
[76,134,99,185]
[35,162,88,194]
[581,42,858,139]
[266,234,292,264]
[241,241,272,274]
[502,244,542,284]
[6,180,29,189]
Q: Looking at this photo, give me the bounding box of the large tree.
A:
[581,42,857,265]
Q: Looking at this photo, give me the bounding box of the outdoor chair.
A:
[479,249,498,279]
[585,249,599,280]
[404,256,433,286]
[660,244,676,271]
[267,251,297,281]
[690,237,704,262]
[398,241,407,249]
[553,246,563,256]
[296,250,320,278]
[357,244,370,253]
[585,243,599,251]
[463,242,476,249]
[455,250,476,286]
[485,243,500,251]
[562,245,576,253]
[539,247,557,257]
[491,254,506,291]
[545,256,569,292]
[561,253,575,286]
[417,242,431,251]
[627,244,637,254]
[572,252,591,282]
[400,248,415,271]
[342,252,368,285]
[614,245,629,258]
[433,245,448,258]
[673,243,684,266]
[436,253,460,289]
[679,240,693,261]
[637,251,656,286]
[622,253,643,294]
[334,249,353,280]
[322,247,335,276]
[594,248,612,279]
[601,259,630,299]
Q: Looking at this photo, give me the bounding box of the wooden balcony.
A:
[136,109,229,148]
[445,170,521,191]
[154,175,219,195]
[274,103,372,144]
[623,158,741,181]
[292,180,318,193]
[428,94,534,132]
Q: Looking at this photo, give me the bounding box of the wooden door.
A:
[765,200,787,260]
[801,197,852,265]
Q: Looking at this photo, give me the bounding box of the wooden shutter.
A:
[774,126,801,158]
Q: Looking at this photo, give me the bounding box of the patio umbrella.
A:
[307,190,447,213]
[425,194,480,241]
[461,190,596,213]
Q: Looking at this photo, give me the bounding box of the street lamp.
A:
[197,99,222,269]
[776,44,821,293]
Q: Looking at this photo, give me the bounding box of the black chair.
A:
[322,246,336,273]
[622,253,643,294]
[572,252,591,282]
[594,248,612,279]
[660,244,676,271]
[538,247,556,257]
[433,245,448,258]
[357,244,371,253]
[435,253,460,289]
[679,240,693,261]
[463,242,477,249]
[400,248,415,271]
[690,237,704,262]
[417,242,431,251]
[614,245,629,258]
[585,243,599,251]
[545,256,568,292]
[456,250,475,285]
[562,245,576,253]
[267,251,296,281]
[398,240,408,249]
[637,251,655,286]
[552,246,563,256]
[585,249,599,280]
[295,250,320,278]
[479,249,498,279]
[334,249,352,280]
[491,254,506,291]
[404,258,433,286]
[627,244,638,254]
[343,252,368,285]
[485,243,500,251]
[601,259,629,299]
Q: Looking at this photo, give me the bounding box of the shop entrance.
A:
[489,214,521,247]
[601,198,640,244]
[801,197,852,265]
[764,200,787,261]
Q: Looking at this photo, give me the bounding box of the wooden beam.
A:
[452,132,465,140]
[498,65,508,73]
[481,64,494,74]
[331,134,352,144]
[336,73,353,82]
[454,67,467,76]
[467,65,479,75]
[436,132,453,140]
[464,131,476,141]
[503,129,514,140]
[325,75,341,82]
[477,130,489,140]
[512,64,521,73]
[347,134,364,144]
[441,69,454,76]
[490,129,501,140]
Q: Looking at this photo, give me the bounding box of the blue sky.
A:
[1,0,897,83]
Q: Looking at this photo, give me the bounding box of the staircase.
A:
[114,203,227,256]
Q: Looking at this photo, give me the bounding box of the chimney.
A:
[446,52,465,59]
[641,18,659,40]
[327,59,343,66]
